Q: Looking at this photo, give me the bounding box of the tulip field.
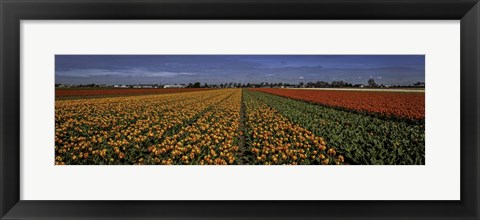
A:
[55,88,424,165]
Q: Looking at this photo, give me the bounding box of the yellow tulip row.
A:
[244,90,344,165]
[55,89,233,165]
[145,89,242,165]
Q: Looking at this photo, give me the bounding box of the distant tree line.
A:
[188,79,424,88]
[55,79,425,89]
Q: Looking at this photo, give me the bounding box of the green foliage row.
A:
[247,90,425,165]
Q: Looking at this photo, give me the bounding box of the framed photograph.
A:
[1,0,479,219]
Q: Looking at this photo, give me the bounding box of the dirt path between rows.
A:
[236,89,247,165]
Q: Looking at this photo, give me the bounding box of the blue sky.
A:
[55,55,425,85]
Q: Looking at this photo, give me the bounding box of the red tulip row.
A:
[253,88,424,121]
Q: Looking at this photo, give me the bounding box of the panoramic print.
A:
[55,55,425,165]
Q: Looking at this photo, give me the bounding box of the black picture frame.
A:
[1,0,479,219]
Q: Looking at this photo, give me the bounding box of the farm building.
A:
[164,84,186,88]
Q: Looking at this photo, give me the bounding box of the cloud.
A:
[266,73,276,77]
[299,76,305,80]
[55,69,123,78]
[144,71,197,77]
[377,76,383,79]
[56,68,197,78]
